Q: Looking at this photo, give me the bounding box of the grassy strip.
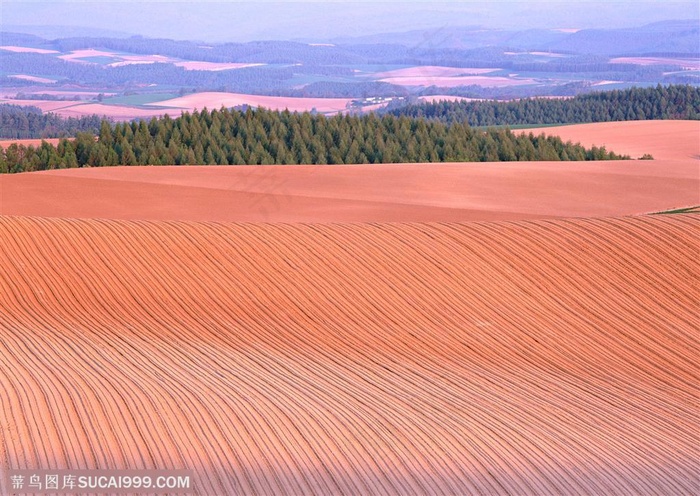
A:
[651,205,700,215]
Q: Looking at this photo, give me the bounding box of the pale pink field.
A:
[150,91,354,113]
[120,54,172,63]
[528,51,567,57]
[379,76,536,88]
[0,99,84,112]
[107,60,157,68]
[4,92,353,120]
[519,120,700,161]
[592,80,623,86]
[53,103,172,120]
[0,99,175,120]
[58,49,118,62]
[4,90,116,98]
[504,51,566,57]
[0,138,61,148]
[7,75,58,84]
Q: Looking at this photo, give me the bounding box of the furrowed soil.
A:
[0,214,697,494]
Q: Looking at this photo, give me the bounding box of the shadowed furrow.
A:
[0,215,698,495]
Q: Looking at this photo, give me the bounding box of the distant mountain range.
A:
[328,20,700,56]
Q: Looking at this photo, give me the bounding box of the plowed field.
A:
[3,121,696,223]
[2,157,696,223]
[0,214,698,494]
[1,119,698,495]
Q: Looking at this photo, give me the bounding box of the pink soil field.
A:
[0,214,697,494]
[2,90,116,98]
[518,120,700,161]
[0,99,89,113]
[57,49,120,62]
[0,99,172,120]
[150,92,354,114]
[0,138,61,148]
[7,75,58,84]
[1,121,697,223]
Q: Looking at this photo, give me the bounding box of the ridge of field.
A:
[2,159,696,223]
[0,214,697,495]
[518,120,700,161]
[0,98,173,121]
[1,120,697,222]
[0,92,355,120]
[148,92,354,114]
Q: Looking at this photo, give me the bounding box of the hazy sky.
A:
[2,1,698,42]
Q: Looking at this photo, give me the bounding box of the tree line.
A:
[0,107,629,173]
[0,104,103,139]
[385,84,700,125]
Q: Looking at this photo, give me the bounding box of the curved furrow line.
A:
[1,214,698,495]
[467,218,698,398]
[3,222,243,492]
[187,224,688,492]
[286,220,700,488]
[211,227,548,494]
[4,220,540,492]
[0,234,113,466]
[434,217,696,392]
[422,221,700,464]
[529,218,700,388]
[2,220,193,471]
[96,227,402,494]
[3,223,282,494]
[168,218,696,492]
[49,222,408,496]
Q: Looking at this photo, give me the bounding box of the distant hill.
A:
[330,27,571,51]
[1,21,697,102]
[1,25,134,40]
[543,20,700,56]
[331,20,700,57]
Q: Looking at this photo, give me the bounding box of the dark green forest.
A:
[386,85,700,125]
[0,104,103,139]
[0,107,630,173]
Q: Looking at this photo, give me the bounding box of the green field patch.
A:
[652,205,700,215]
